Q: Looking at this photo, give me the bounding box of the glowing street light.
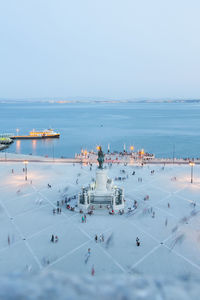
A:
[24,160,28,181]
[96,145,100,151]
[141,149,144,155]
[130,145,134,152]
[189,161,195,183]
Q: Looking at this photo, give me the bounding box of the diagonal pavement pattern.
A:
[0,162,200,277]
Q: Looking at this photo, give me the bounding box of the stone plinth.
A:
[78,167,124,211]
[95,169,108,195]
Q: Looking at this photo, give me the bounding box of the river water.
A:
[0,102,200,158]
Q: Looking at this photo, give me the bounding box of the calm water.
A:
[0,102,200,158]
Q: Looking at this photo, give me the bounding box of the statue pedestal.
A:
[78,167,124,211]
[95,169,108,195]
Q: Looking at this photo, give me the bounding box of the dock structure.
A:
[0,144,9,151]
[0,151,199,165]
[0,133,14,138]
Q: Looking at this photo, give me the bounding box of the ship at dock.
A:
[11,129,60,139]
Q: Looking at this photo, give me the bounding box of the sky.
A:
[0,0,200,100]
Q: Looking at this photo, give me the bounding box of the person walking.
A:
[136,237,140,246]
[8,235,10,246]
[85,248,91,264]
[101,234,104,242]
[95,234,98,242]
[51,234,54,243]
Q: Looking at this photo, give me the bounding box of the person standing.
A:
[99,234,102,243]
[102,234,104,242]
[8,235,10,246]
[91,265,95,276]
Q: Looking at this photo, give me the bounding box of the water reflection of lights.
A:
[42,139,54,145]
[32,139,37,150]
[16,140,21,153]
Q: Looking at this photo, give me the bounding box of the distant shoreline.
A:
[0,99,200,104]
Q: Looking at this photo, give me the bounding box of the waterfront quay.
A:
[0,152,199,165]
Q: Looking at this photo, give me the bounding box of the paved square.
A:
[0,161,200,277]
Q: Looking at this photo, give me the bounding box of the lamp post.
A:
[24,160,28,181]
[130,145,134,154]
[189,161,195,183]
[108,144,110,153]
[172,144,175,164]
[123,144,126,153]
[52,143,54,161]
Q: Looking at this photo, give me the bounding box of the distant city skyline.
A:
[0,0,200,99]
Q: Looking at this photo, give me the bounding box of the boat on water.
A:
[0,137,14,144]
[11,129,60,139]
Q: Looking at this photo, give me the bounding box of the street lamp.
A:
[189,161,195,183]
[107,144,110,153]
[141,149,144,155]
[24,160,28,181]
[52,143,54,161]
[130,145,134,153]
[123,144,126,152]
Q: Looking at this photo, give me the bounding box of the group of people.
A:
[81,214,87,223]
[53,198,76,214]
[94,234,104,243]
[53,207,62,214]
[51,234,58,243]
[114,176,127,181]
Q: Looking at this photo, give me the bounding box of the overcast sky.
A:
[0,0,200,99]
